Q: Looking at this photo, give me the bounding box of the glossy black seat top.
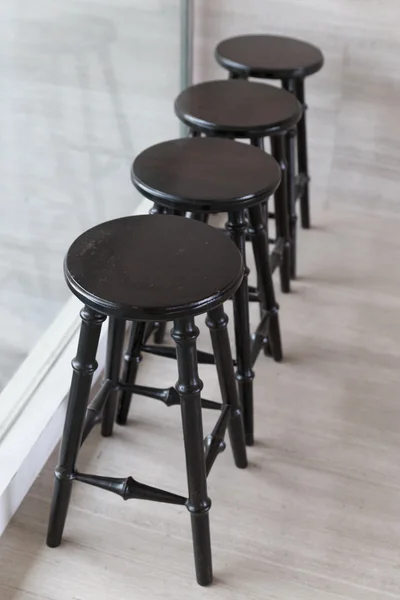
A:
[216,35,324,80]
[175,80,302,138]
[65,215,244,321]
[132,137,281,212]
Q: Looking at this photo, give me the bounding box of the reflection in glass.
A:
[0,2,181,389]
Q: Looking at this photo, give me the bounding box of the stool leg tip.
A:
[46,528,63,548]
[116,403,129,426]
[245,433,254,446]
[197,575,213,587]
[46,538,61,549]
[100,428,114,438]
[236,457,248,468]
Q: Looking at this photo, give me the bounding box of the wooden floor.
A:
[2,0,400,597]
[2,198,400,598]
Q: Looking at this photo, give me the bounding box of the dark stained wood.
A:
[171,317,213,585]
[225,209,255,445]
[205,305,247,468]
[247,204,282,363]
[64,214,244,321]
[174,80,302,138]
[116,321,146,425]
[47,306,105,548]
[295,78,311,228]
[132,137,281,212]
[100,317,126,437]
[49,206,250,585]
[269,135,292,293]
[215,34,324,80]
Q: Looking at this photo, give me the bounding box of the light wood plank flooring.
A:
[1,198,400,598]
[2,0,400,596]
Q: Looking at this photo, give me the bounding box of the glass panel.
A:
[0,0,182,390]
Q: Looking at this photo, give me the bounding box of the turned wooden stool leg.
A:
[226,210,255,446]
[101,318,126,437]
[270,135,292,293]
[172,317,212,586]
[295,78,311,229]
[189,135,209,219]
[285,128,297,279]
[206,305,247,469]
[282,79,298,279]
[149,203,168,345]
[248,205,283,363]
[150,203,185,343]
[154,322,167,344]
[117,321,146,425]
[47,306,105,548]
[188,133,210,223]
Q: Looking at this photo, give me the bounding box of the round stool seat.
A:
[132,137,281,213]
[175,80,302,138]
[65,215,243,320]
[216,35,324,80]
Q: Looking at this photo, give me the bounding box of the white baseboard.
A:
[0,198,152,536]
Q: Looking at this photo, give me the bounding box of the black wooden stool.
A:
[215,34,324,234]
[124,137,281,446]
[174,79,302,286]
[46,214,247,586]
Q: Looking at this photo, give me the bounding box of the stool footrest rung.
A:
[204,405,230,476]
[248,285,260,302]
[73,472,187,505]
[248,291,260,302]
[118,383,222,410]
[142,344,237,367]
[142,344,217,365]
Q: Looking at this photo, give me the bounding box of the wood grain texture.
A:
[2,0,400,596]
[1,200,400,597]
[132,137,281,211]
[65,214,244,319]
